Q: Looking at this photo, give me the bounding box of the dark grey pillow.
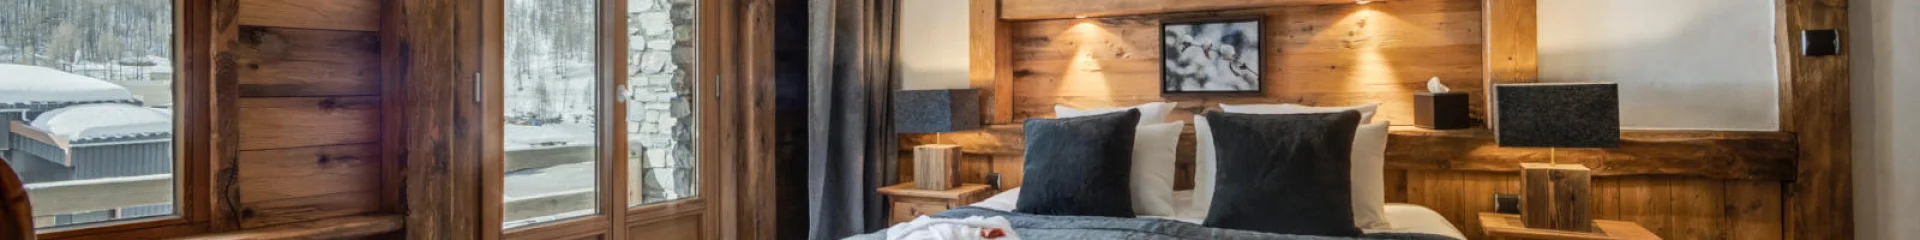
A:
[1014,109,1140,217]
[1201,111,1363,237]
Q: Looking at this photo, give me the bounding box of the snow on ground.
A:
[0,64,139,104]
[502,161,596,201]
[29,103,172,140]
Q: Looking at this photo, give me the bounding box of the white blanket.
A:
[883,216,1022,240]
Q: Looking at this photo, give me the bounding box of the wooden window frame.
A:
[30,0,221,239]
[470,0,728,239]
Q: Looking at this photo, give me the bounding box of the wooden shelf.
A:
[1385,126,1796,180]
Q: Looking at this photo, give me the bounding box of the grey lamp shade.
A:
[894,89,983,133]
[1494,83,1620,148]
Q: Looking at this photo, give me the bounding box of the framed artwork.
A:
[1161,17,1264,95]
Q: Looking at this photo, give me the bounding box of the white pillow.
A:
[1351,121,1392,229]
[1219,103,1379,124]
[1127,121,1183,216]
[1055,102,1176,125]
[1192,116,1218,216]
[1192,116,1394,229]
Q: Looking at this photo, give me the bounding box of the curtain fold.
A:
[806,0,899,239]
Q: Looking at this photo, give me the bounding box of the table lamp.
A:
[1494,83,1619,232]
[895,89,982,190]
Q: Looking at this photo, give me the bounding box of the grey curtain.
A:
[806,0,899,239]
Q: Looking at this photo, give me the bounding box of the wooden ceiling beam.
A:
[999,0,1368,20]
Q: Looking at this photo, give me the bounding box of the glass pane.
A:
[0,0,178,230]
[627,0,698,207]
[502,0,600,229]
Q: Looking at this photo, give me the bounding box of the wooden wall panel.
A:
[234,27,382,97]
[1779,0,1852,239]
[236,96,382,150]
[1008,0,1485,125]
[627,214,703,240]
[235,144,383,228]
[238,0,382,31]
[1398,172,1785,240]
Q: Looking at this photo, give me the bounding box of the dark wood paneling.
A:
[236,96,382,150]
[1779,0,1852,239]
[627,214,701,240]
[238,0,382,31]
[397,0,463,238]
[234,27,381,97]
[236,144,383,228]
[1001,0,1359,20]
[1008,0,1487,125]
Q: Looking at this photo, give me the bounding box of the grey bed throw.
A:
[845,207,1459,240]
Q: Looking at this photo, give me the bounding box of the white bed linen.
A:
[971,188,1466,240]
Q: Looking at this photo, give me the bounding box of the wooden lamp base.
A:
[913,144,962,190]
[1521,163,1593,232]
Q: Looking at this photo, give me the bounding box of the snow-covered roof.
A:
[0,64,139,104]
[29,103,173,141]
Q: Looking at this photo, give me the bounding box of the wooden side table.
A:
[877,183,992,225]
[1480,213,1661,240]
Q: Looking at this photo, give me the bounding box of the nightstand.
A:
[877,182,992,225]
[1479,213,1661,240]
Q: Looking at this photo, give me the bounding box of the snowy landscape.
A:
[2,0,178,228]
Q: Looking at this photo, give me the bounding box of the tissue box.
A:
[1415,92,1471,129]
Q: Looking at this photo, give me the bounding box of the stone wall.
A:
[626,0,697,204]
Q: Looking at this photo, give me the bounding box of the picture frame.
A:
[1160,17,1265,95]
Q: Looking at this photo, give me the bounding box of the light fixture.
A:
[1356,0,1372,4]
[1075,15,1088,19]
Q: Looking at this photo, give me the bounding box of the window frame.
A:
[30,0,217,239]
[474,0,722,239]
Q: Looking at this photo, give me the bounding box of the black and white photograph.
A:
[1161,18,1263,94]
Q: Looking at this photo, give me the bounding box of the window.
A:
[625,0,698,207]
[0,0,179,230]
[501,0,602,228]
[488,0,707,234]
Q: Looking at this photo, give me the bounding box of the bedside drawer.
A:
[889,200,952,225]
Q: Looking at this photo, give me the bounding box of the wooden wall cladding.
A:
[238,0,382,31]
[235,144,383,228]
[1008,0,1486,125]
[1398,171,1782,240]
[235,96,382,151]
[223,0,391,232]
[235,27,381,97]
